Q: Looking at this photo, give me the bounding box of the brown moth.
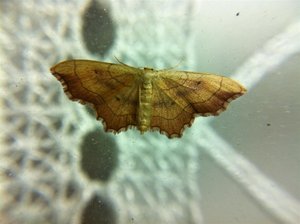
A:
[50,60,246,138]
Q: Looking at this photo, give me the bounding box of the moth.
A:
[50,60,246,138]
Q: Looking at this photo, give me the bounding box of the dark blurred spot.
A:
[65,180,81,199]
[80,128,118,182]
[66,123,77,134]
[81,195,116,224]
[52,117,63,131]
[29,190,49,206]
[85,106,97,117]
[267,123,271,126]
[176,89,189,97]
[236,12,240,16]
[30,159,43,168]
[4,169,15,178]
[82,0,116,56]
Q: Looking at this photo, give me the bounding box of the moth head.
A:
[143,67,154,72]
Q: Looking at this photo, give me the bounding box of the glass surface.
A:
[1,0,300,224]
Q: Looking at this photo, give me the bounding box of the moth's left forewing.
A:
[51,60,142,133]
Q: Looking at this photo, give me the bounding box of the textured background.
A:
[1,0,300,224]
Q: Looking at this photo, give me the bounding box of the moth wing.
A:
[151,70,246,137]
[50,60,142,132]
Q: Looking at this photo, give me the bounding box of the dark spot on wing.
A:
[176,89,189,97]
[154,100,176,108]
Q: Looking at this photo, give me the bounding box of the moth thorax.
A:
[137,79,153,133]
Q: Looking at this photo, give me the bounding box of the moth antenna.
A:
[161,58,184,71]
[114,56,132,67]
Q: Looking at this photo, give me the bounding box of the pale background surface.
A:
[0,0,300,224]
